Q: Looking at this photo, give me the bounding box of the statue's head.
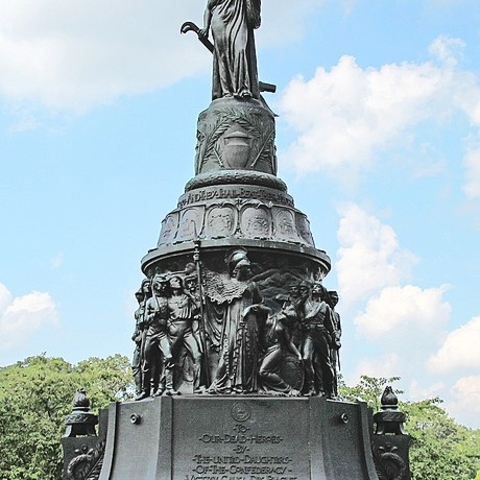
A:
[328,290,339,308]
[169,275,183,291]
[312,282,327,300]
[298,281,311,299]
[185,275,197,292]
[141,278,151,295]
[226,248,252,279]
[134,289,144,303]
[288,283,300,299]
[135,278,151,302]
[151,274,169,295]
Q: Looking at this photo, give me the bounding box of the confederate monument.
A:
[62,2,411,479]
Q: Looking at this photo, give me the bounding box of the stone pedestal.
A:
[96,396,379,480]
[195,98,276,176]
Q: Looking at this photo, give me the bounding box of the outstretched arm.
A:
[199,1,214,39]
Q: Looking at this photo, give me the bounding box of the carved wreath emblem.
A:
[231,402,251,422]
[372,442,407,480]
[66,440,106,480]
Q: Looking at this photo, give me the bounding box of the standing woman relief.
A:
[199,0,261,100]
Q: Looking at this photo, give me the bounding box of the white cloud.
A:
[279,36,480,186]
[428,315,480,373]
[409,379,445,401]
[0,284,12,313]
[336,203,417,305]
[335,204,451,342]
[51,252,64,269]
[259,0,327,46]
[0,0,325,113]
[351,353,400,384]
[454,376,480,404]
[0,1,206,111]
[428,36,465,67]
[0,283,59,351]
[449,375,480,428]
[463,145,480,198]
[355,285,451,339]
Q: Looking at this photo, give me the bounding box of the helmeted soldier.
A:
[300,282,336,398]
[137,274,177,399]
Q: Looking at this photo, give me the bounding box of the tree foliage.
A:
[1,359,479,480]
[340,375,480,480]
[404,398,480,480]
[0,354,133,480]
[339,374,403,410]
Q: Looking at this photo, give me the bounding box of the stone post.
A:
[371,386,411,480]
[61,389,105,480]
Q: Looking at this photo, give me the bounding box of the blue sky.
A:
[1,0,480,428]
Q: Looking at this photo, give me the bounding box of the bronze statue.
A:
[281,282,308,347]
[207,248,268,393]
[167,276,204,393]
[132,279,150,398]
[258,305,302,396]
[300,282,336,398]
[199,0,261,100]
[328,290,342,397]
[139,274,178,399]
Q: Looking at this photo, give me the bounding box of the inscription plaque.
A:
[177,187,294,209]
[171,398,310,480]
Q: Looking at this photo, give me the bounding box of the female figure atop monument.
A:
[199,0,261,100]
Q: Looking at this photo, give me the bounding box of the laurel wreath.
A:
[196,106,274,173]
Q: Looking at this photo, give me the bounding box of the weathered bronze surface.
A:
[62,3,412,479]
[372,387,411,480]
[199,0,261,101]
[96,397,380,480]
[134,252,340,397]
[138,1,335,397]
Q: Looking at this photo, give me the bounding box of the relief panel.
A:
[273,208,300,243]
[158,213,179,245]
[295,213,315,246]
[175,207,206,242]
[206,205,237,238]
[240,205,272,239]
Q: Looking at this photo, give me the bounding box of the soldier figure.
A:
[137,274,177,399]
[132,279,150,399]
[301,282,336,398]
[167,276,204,393]
[328,290,342,397]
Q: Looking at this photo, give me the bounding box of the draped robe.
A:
[209,0,261,99]
[205,271,263,393]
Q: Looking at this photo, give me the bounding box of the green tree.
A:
[340,376,480,480]
[0,354,133,480]
[339,374,402,410]
[403,398,479,480]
